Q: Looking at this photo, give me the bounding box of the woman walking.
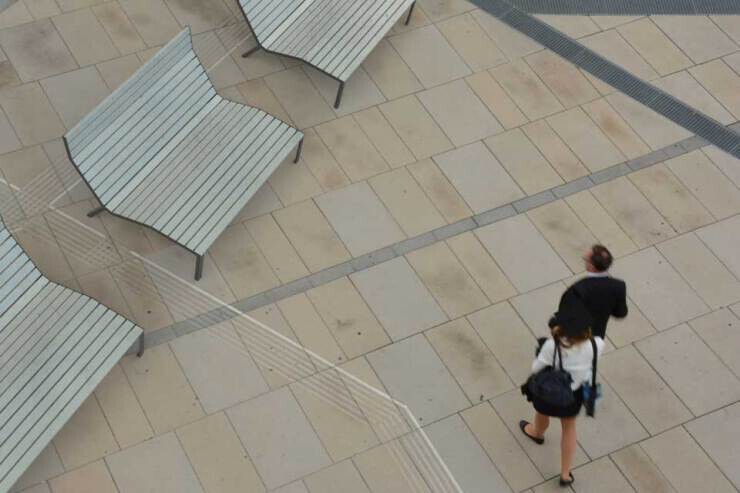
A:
[519,296,604,487]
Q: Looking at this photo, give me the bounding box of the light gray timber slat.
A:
[96,84,217,204]
[243,0,304,41]
[0,298,101,403]
[182,124,301,244]
[0,243,27,272]
[239,0,414,81]
[0,282,57,354]
[155,112,277,237]
[68,31,193,153]
[177,126,300,251]
[136,103,265,229]
[0,258,43,315]
[0,216,143,492]
[0,284,66,364]
[191,130,303,254]
[326,2,406,79]
[119,100,243,218]
[78,57,207,179]
[122,102,249,220]
[158,112,281,233]
[335,4,409,80]
[0,292,75,389]
[263,0,317,46]
[303,0,377,62]
[106,97,222,211]
[274,1,345,55]
[0,307,116,447]
[0,293,89,382]
[65,27,303,259]
[73,52,202,169]
[0,318,139,492]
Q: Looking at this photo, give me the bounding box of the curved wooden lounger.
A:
[0,216,143,492]
[64,28,303,281]
[236,0,417,107]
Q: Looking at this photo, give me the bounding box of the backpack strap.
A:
[589,338,598,390]
[553,338,563,370]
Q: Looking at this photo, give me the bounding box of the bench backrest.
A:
[65,27,217,209]
[239,0,307,41]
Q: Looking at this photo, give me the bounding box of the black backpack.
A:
[525,340,575,409]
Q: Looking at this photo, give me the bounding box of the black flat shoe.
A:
[519,420,544,444]
[559,473,574,487]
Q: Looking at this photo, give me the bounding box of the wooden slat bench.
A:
[237,0,417,108]
[64,28,304,280]
[0,217,143,492]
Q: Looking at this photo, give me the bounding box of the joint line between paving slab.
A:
[128,251,466,493]
[143,131,727,350]
[502,0,740,14]
[469,0,740,160]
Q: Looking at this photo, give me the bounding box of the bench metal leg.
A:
[294,138,304,164]
[242,45,261,58]
[195,254,204,281]
[334,81,345,109]
[87,206,105,218]
[136,333,145,357]
[405,1,416,25]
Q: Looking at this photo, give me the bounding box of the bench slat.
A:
[152,108,272,235]
[276,0,346,57]
[0,218,143,492]
[191,130,303,253]
[173,123,299,249]
[0,307,117,449]
[0,289,73,388]
[73,52,202,170]
[0,283,62,363]
[0,298,101,405]
[240,0,414,82]
[105,96,221,211]
[242,0,305,41]
[0,291,85,382]
[68,32,193,155]
[0,321,138,491]
[135,102,265,230]
[0,315,138,491]
[65,28,302,257]
[94,79,216,203]
[117,100,242,218]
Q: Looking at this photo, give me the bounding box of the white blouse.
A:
[532,337,605,390]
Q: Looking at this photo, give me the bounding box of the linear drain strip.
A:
[472,0,740,159]
[505,0,740,15]
[135,124,740,353]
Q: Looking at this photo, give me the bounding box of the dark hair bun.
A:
[554,290,593,338]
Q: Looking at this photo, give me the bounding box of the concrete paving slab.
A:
[226,388,332,490]
[351,256,447,341]
[367,334,470,425]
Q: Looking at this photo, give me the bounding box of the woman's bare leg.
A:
[560,417,577,480]
[526,411,549,438]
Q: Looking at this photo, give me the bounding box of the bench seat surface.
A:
[239,0,415,81]
[65,28,302,256]
[0,222,142,492]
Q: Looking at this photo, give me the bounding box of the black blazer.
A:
[551,276,628,339]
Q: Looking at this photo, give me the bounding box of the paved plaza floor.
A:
[1,0,740,491]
